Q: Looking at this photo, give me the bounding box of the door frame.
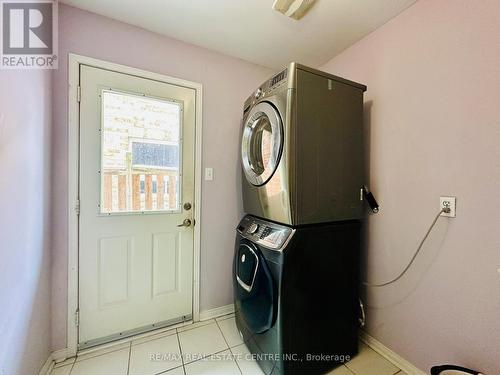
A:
[67,53,203,356]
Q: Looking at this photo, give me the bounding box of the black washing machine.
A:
[233,215,361,375]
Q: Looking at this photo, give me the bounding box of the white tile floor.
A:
[51,314,406,375]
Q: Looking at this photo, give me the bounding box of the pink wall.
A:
[51,4,274,350]
[321,0,500,373]
[0,70,52,374]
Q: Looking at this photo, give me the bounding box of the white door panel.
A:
[79,65,195,346]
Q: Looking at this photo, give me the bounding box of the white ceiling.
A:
[60,0,417,69]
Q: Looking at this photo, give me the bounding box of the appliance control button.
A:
[248,223,259,234]
[255,88,263,99]
[260,227,272,239]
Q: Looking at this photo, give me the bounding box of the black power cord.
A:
[363,207,449,287]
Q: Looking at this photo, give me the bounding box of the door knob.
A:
[177,219,192,227]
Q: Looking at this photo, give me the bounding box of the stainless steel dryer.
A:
[241,63,367,225]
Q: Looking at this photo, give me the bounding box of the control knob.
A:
[248,223,259,234]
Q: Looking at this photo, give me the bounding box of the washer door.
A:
[241,101,283,186]
[234,242,276,334]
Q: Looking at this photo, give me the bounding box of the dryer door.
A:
[234,241,276,334]
[242,101,283,186]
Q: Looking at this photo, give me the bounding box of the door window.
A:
[248,116,273,175]
[100,90,182,214]
[242,102,283,186]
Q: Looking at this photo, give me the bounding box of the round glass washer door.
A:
[241,101,283,186]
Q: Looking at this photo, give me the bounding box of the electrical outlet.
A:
[204,167,214,181]
[440,196,456,217]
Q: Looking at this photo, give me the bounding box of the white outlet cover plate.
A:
[440,196,456,217]
[204,167,214,181]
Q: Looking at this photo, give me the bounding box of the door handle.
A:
[177,219,192,227]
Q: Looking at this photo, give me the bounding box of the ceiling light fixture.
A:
[272,0,317,20]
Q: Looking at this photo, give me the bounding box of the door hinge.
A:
[75,199,80,215]
[77,85,81,103]
[75,309,80,327]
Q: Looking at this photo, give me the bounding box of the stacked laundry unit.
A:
[233,62,367,375]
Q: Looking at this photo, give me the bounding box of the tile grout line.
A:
[344,342,404,375]
[181,347,237,369]
[154,363,185,375]
[53,357,76,370]
[126,342,132,375]
[176,319,215,334]
[215,319,243,375]
[177,320,232,366]
[67,357,77,375]
[229,346,244,375]
[175,331,187,375]
[214,319,231,352]
[152,333,185,375]
[215,313,235,323]
[75,344,130,364]
[73,327,178,369]
[130,329,178,347]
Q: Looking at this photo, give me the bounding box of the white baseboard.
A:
[360,331,426,375]
[38,348,74,375]
[38,355,55,375]
[199,304,235,321]
[52,348,71,363]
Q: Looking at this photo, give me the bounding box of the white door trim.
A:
[67,53,203,356]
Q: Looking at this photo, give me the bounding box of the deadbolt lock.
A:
[183,202,192,211]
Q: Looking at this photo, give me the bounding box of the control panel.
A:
[237,215,294,251]
[269,69,287,87]
[243,68,288,115]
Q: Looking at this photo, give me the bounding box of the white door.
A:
[78,65,196,348]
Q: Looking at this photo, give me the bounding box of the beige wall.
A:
[321,0,500,373]
[51,4,274,350]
